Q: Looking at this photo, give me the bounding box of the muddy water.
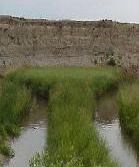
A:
[95,93,139,167]
[3,97,48,167]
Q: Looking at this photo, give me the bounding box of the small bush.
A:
[0,145,15,157]
[107,57,116,66]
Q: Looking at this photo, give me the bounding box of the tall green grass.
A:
[118,82,139,148]
[7,67,122,96]
[0,81,31,156]
[2,67,123,166]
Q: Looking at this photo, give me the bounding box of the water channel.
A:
[3,97,48,167]
[95,93,139,167]
[1,92,139,167]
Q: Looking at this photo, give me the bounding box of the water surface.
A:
[95,93,139,167]
[3,97,47,167]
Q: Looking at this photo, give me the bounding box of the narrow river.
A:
[3,97,48,167]
[95,93,139,167]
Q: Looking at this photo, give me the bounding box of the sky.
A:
[0,0,139,23]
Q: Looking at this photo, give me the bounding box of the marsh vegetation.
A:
[0,67,139,167]
[118,81,139,149]
[8,67,121,166]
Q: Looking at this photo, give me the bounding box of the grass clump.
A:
[118,82,139,148]
[0,144,15,158]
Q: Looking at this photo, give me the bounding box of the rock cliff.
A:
[0,16,139,69]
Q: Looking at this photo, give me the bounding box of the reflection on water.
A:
[3,97,47,167]
[95,94,139,167]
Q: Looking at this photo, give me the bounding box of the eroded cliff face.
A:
[0,16,139,69]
